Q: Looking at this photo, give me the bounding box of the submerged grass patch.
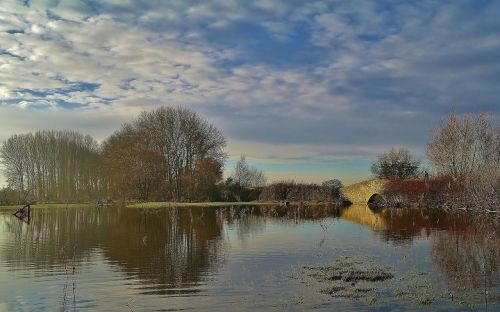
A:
[304,256,394,284]
[293,255,493,308]
[297,255,394,305]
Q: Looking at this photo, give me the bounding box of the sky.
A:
[0,0,499,186]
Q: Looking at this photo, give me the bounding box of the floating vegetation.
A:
[298,256,394,304]
[291,256,473,307]
[395,270,436,305]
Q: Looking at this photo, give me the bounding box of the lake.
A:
[0,204,498,311]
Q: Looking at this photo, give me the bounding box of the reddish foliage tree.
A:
[101,127,167,201]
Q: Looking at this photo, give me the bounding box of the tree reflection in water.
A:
[0,207,225,295]
[105,207,225,295]
[431,219,499,300]
[0,204,344,295]
[0,204,498,303]
[339,204,500,300]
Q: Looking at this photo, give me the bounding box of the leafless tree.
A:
[0,130,105,203]
[426,112,500,212]
[134,107,226,199]
[233,155,266,188]
[427,112,499,178]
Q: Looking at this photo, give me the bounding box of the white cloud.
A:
[0,0,499,184]
[18,101,29,109]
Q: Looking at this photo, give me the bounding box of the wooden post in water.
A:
[13,203,31,223]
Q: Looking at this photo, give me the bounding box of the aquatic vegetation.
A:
[300,256,394,304]
[395,273,435,305]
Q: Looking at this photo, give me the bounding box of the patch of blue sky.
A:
[119,78,136,91]
[210,21,324,69]
[0,49,26,61]
[5,29,24,34]
[253,159,370,174]
[15,81,99,97]
[224,158,370,175]
[356,33,385,43]
[0,99,21,107]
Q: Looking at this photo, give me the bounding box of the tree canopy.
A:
[102,106,227,201]
[371,147,420,180]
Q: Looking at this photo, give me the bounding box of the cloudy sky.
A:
[0,0,499,185]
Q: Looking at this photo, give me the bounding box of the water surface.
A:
[0,204,498,311]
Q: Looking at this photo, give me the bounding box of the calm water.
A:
[0,204,498,311]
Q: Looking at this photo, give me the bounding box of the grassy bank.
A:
[0,201,343,210]
[0,203,95,210]
[126,201,344,208]
[126,201,279,208]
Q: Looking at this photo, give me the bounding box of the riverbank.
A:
[126,201,343,208]
[0,201,343,210]
[0,203,95,210]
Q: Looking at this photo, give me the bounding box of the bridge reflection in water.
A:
[340,204,387,230]
[339,203,476,245]
[340,203,499,296]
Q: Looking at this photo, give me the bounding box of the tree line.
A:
[1,107,227,204]
[1,130,104,202]
[1,108,497,210]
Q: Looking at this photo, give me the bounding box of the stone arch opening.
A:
[367,193,385,210]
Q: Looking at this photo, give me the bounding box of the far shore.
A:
[0,203,95,209]
[125,201,339,208]
[0,201,344,210]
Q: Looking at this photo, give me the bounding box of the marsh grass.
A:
[298,256,394,305]
[294,254,496,308]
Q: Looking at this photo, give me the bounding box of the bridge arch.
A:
[367,193,382,204]
[340,179,388,205]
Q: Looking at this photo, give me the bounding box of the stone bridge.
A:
[340,179,388,204]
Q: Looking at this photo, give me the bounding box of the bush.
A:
[371,148,420,180]
[259,181,345,203]
[380,174,499,212]
[0,187,23,205]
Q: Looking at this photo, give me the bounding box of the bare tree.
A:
[134,107,226,199]
[0,130,105,203]
[427,112,499,178]
[233,155,266,187]
[102,106,227,201]
[371,147,420,180]
[424,112,499,212]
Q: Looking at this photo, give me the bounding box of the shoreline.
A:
[0,203,95,209]
[0,201,344,210]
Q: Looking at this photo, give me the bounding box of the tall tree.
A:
[102,106,227,201]
[0,130,105,202]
